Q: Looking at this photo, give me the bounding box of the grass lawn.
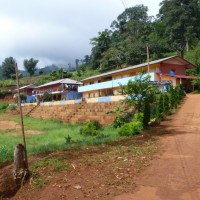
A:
[0,115,119,166]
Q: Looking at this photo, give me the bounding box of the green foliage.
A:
[158,93,164,116]
[80,121,102,136]
[122,74,157,112]
[185,42,200,75]
[143,98,151,128]
[169,87,177,109]
[88,2,200,71]
[133,112,144,123]
[1,57,16,79]
[76,68,82,77]
[8,104,16,111]
[163,93,170,115]
[64,135,72,143]
[43,92,52,102]
[100,47,124,72]
[20,93,27,102]
[0,90,12,98]
[118,121,143,136]
[0,79,16,87]
[23,58,39,76]
[159,0,200,57]
[0,102,9,111]
[192,76,200,91]
[0,116,118,164]
[91,29,112,69]
[108,105,134,128]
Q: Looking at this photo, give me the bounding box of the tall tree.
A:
[90,29,112,69]
[23,58,39,76]
[110,5,154,65]
[2,57,16,79]
[111,5,151,38]
[100,47,124,71]
[159,0,200,57]
[83,55,91,65]
[75,59,79,69]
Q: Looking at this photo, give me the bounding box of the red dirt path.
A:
[115,94,200,200]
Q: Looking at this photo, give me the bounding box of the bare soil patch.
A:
[0,121,21,130]
[0,120,42,135]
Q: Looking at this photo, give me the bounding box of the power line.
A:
[120,0,126,9]
[123,0,128,8]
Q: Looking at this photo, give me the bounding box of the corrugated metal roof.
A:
[81,56,194,82]
[36,78,82,88]
[19,84,36,90]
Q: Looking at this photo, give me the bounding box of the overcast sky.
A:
[0,0,162,70]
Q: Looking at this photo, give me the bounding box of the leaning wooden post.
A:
[14,63,29,171]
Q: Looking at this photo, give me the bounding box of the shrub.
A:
[158,93,164,115]
[108,105,134,128]
[163,93,170,115]
[0,90,12,98]
[143,98,151,128]
[80,121,102,136]
[0,102,9,111]
[133,112,144,123]
[64,135,72,143]
[118,121,143,136]
[20,93,27,103]
[8,104,16,111]
[43,92,52,102]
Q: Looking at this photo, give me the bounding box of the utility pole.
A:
[15,62,29,170]
[147,43,150,76]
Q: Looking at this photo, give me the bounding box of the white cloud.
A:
[0,0,161,69]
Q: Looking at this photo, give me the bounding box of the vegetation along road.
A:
[115,94,200,200]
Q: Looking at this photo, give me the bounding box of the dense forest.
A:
[1,0,200,83]
[90,0,200,74]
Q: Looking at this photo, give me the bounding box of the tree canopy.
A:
[2,57,16,79]
[23,58,39,76]
[89,2,200,72]
[158,0,200,58]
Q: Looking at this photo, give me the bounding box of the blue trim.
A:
[60,101,66,105]
[78,73,155,92]
[98,96,111,102]
[74,99,82,104]
[49,102,54,106]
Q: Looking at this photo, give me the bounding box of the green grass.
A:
[0,116,119,166]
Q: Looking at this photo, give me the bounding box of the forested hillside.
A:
[90,0,200,72]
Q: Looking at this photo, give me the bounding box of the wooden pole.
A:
[15,63,29,170]
[147,43,150,76]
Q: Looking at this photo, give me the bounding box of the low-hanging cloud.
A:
[0,0,161,69]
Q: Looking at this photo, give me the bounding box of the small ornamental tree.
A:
[121,73,156,113]
[169,86,176,109]
[163,93,170,115]
[112,73,157,128]
[158,93,164,117]
[143,97,151,128]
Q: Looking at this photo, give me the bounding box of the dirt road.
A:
[114,94,200,200]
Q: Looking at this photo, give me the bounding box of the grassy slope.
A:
[0,116,118,165]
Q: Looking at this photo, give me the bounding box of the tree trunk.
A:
[13,144,29,185]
